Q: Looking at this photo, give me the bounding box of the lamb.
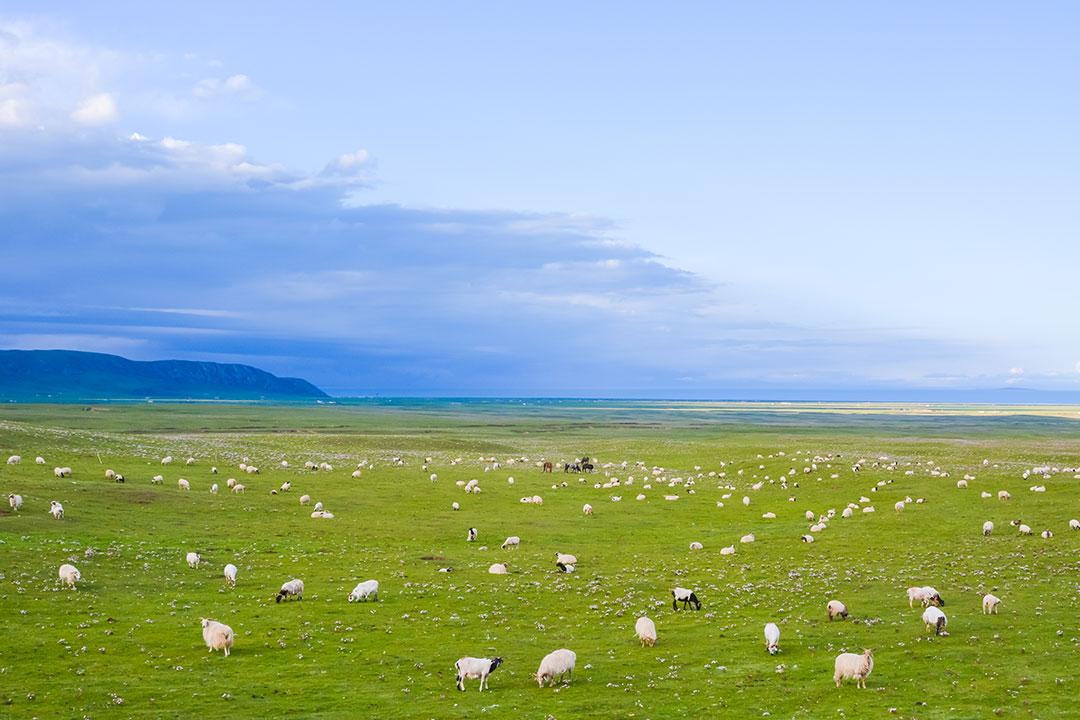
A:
[833,649,873,688]
[488,563,509,574]
[894,501,905,513]
[827,599,848,620]
[841,507,853,518]
[467,527,477,542]
[982,593,1001,614]
[348,579,379,601]
[314,501,323,511]
[8,493,22,511]
[740,533,755,543]
[1018,524,1032,536]
[178,478,190,491]
[1071,518,1080,531]
[276,578,304,602]
[689,541,703,550]
[5,454,21,465]
[53,467,72,478]
[299,494,311,505]
[983,520,993,536]
[635,616,657,647]
[764,622,780,654]
[501,536,520,550]
[998,490,1011,501]
[805,510,816,521]
[956,479,968,489]
[801,534,814,543]
[720,545,735,555]
[922,606,948,635]
[555,552,577,567]
[49,500,64,519]
[672,587,702,610]
[105,469,115,479]
[536,648,576,687]
[279,481,291,492]
[223,563,237,587]
[351,470,362,478]
[201,618,235,657]
[451,502,460,510]
[582,503,593,515]
[210,483,219,494]
[455,656,503,692]
[58,563,81,588]
[226,478,237,488]
[186,551,201,569]
[232,483,245,494]
[35,456,45,464]
[1041,529,1053,539]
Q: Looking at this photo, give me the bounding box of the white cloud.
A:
[322,149,370,175]
[71,92,118,125]
[1009,367,1024,376]
[1075,361,1080,374]
[192,73,259,100]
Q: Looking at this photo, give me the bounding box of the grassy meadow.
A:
[0,401,1078,719]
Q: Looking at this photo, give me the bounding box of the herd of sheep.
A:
[4,448,1077,695]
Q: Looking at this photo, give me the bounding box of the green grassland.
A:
[0,401,1078,719]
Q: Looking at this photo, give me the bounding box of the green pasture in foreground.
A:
[0,401,1078,719]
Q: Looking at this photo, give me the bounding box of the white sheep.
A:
[210,483,219,494]
[998,490,1011,501]
[186,457,196,465]
[635,616,657,647]
[922,605,948,635]
[862,506,875,513]
[245,465,259,474]
[299,494,311,505]
[58,563,81,588]
[35,456,45,464]
[801,534,814,543]
[532,495,543,505]
[105,469,115,479]
[186,551,201,569]
[348,579,380,601]
[833,649,873,688]
[313,501,323,511]
[211,466,218,474]
[280,481,291,492]
[49,500,64,519]
[161,456,173,465]
[536,648,576,687]
[841,507,853,518]
[201,618,234,657]
[276,578,304,602]
[223,563,237,587]
[740,533,755,543]
[894,501,905,513]
[351,470,362,478]
[764,622,780,654]
[983,520,993,536]
[827,599,848,620]
[8,493,22,511]
[1041,529,1053,539]
[53,467,72,478]
[720,545,735,555]
[455,656,503,692]
[982,593,1001,614]
[232,483,246,494]
[226,478,237,488]
[178,478,190,491]
[488,563,509,575]
[1070,518,1080,531]
[451,501,460,511]
[762,512,776,519]
[310,510,335,518]
[689,541,703,550]
[501,536,520,550]
[956,479,968,489]
[805,510,816,521]
[1018,524,1032,536]
[583,503,593,516]
[467,527,478,542]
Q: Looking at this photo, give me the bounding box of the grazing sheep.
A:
[351,470,362,478]
[8,493,23,511]
[186,457,196,466]
[53,467,72,478]
[801,534,815,543]
[583,503,593,516]
[105,469,115,479]
[689,541,703,550]
[210,483,219,494]
[451,501,460,511]
[672,587,702,610]
[455,656,504,692]
[232,483,245,494]
[35,456,45,465]
[299,494,311,505]
[833,649,874,688]
[922,606,948,635]
[348,579,379,602]
[1070,518,1080,531]
[245,465,259,475]
[764,622,780,654]
[1041,529,1053,539]
[762,512,776,519]
[186,552,201,569]
[827,600,848,620]
[894,501,905,513]
[488,563,509,575]
[211,466,218,474]
[983,520,994,536]
[501,536,520,550]
[720,545,735,555]
[1018,524,1032,536]
[909,586,944,607]
[201,618,234,657]
[536,648,576,687]
[805,510,816,521]
[956,479,968,489]
[161,456,173,465]
[635,616,657,647]
[740,533,755,543]
[276,578,304,603]
[49,500,64,519]
[314,501,323,511]
[279,481,291,492]
[555,552,578,568]
[981,491,992,498]
[862,506,875,513]
[178,478,190,491]
[58,563,81,588]
[223,563,237,587]
[310,510,335,518]
[742,496,750,506]
[467,527,477,542]
[982,593,1001,614]
[998,490,1011,501]
[841,507,854,518]
[226,478,237,488]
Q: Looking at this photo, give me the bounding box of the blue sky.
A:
[2,3,1079,396]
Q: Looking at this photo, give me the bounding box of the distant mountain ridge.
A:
[0,350,329,401]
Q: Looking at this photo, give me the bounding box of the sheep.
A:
[720,545,735,555]
[635,616,657,647]
[488,563,509,574]
[983,520,994,536]
[351,470,362,478]
[223,563,237,587]
[894,501,905,513]
[35,456,45,465]
[186,457,196,466]
[276,578,304,603]
[801,534,814,543]
[980,491,992,498]
[982,593,1001,614]
[201,618,234,657]
[186,551,201,569]
[465,527,478,543]
[532,495,543,505]
[762,512,776,519]
[314,501,323,511]
[8,493,22,511]
[908,586,944,607]
[279,481,291,492]
[740,533,755,543]
[211,466,218,474]
[105,469,115,479]
[178,478,190,491]
[245,465,259,474]
[49,500,64,519]
[161,456,173,465]
[451,502,460,511]
[226,478,237,488]
[956,479,968,489]
[862,506,875,513]
[827,600,848,620]
[922,605,948,635]
[555,552,577,567]
[299,494,311,505]
[764,622,780,655]
[689,541,703,550]
[833,649,874,688]
[58,563,81,588]
[210,483,219,494]
[501,536,520,550]
[1070,518,1080,531]
[53,466,72,478]
[672,587,702,610]
[536,648,576,687]
[841,507,853,518]
[805,510,816,521]
[742,495,750,506]
[1018,524,1032,536]
[998,490,1011,501]
[583,503,593,516]
[232,483,246,494]
[310,510,335,518]
[1041,529,1053,539]
[455,656,504,692]
[348,579,379,602]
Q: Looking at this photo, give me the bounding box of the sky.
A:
[2,3,1080,396]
